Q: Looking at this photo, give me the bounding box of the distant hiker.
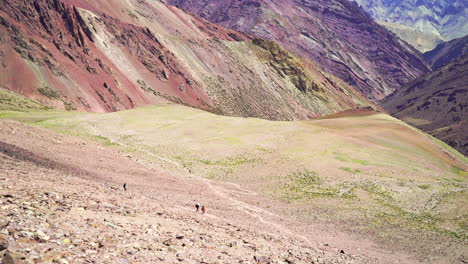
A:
[123,183,127,191]
[201,205,206,214]
[195,203,200,212]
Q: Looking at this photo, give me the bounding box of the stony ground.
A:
[0,119,380,264]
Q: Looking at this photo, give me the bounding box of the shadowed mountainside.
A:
[382,53,468,155]
[168,0,430,100]
[423,35,468,70]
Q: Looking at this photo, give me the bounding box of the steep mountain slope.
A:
[423,35,468,69]
[353,0,468,52]
[382,53,468,155]
[168,0,430,100]
[0,0,212,113]
[0,0,375,120]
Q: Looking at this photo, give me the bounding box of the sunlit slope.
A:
[1,104,466,260]
[25,104,464,171]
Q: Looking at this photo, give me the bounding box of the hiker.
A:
[123,183,127,191]
[195,203,200,212]
[201,205,206,214]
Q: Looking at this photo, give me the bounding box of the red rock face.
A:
[0,0,377,119]
[0,0,213,112]
[168,0,431,100]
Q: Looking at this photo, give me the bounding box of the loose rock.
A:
[0,234,8,251]
[35,230,50,242]
[254,255,270,263]
[2,250,26,264]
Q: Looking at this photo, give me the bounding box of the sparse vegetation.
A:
[38,86,60,99]
[0,89,48,111]
[334,152,369,165]
[195,156,256,167]
[92,135,119,147]
[63,101,77,111]
[340,167,361,174]
[284,169,356,200]
[137,79,154,93]
[359,182,393,202]
[0,103,466,261]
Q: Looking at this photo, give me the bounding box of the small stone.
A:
[167,246,177,253]
[227,241,237,248]
[161,69,169,80]
[0,221,10,229]
[176,253,185,261]
[179,83,185,92]
[254,256,270,263]
[18,231,33,238]
[131,243,141,250]
[62,239,71,245]
[339,249,345,254]
[0,234,8,250]
[176,235,184,240]
[34,230,50,242]
[89,242,99,249]
[163,239,172,246]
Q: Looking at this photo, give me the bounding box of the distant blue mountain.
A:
[352,0,468,51]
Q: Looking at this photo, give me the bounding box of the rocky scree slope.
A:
[423,35,468,70]
[382,53,468,155]
[353,0,468,52]
[168,0,430,100]
[0,0,375,120]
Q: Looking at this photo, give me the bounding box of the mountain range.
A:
[0,0,375,119]
[1,0,466,154]
[168,0,430,100]
[0,1,467,263]
[352,0,468,52]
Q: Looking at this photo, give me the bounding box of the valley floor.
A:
[0,104,467,263]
